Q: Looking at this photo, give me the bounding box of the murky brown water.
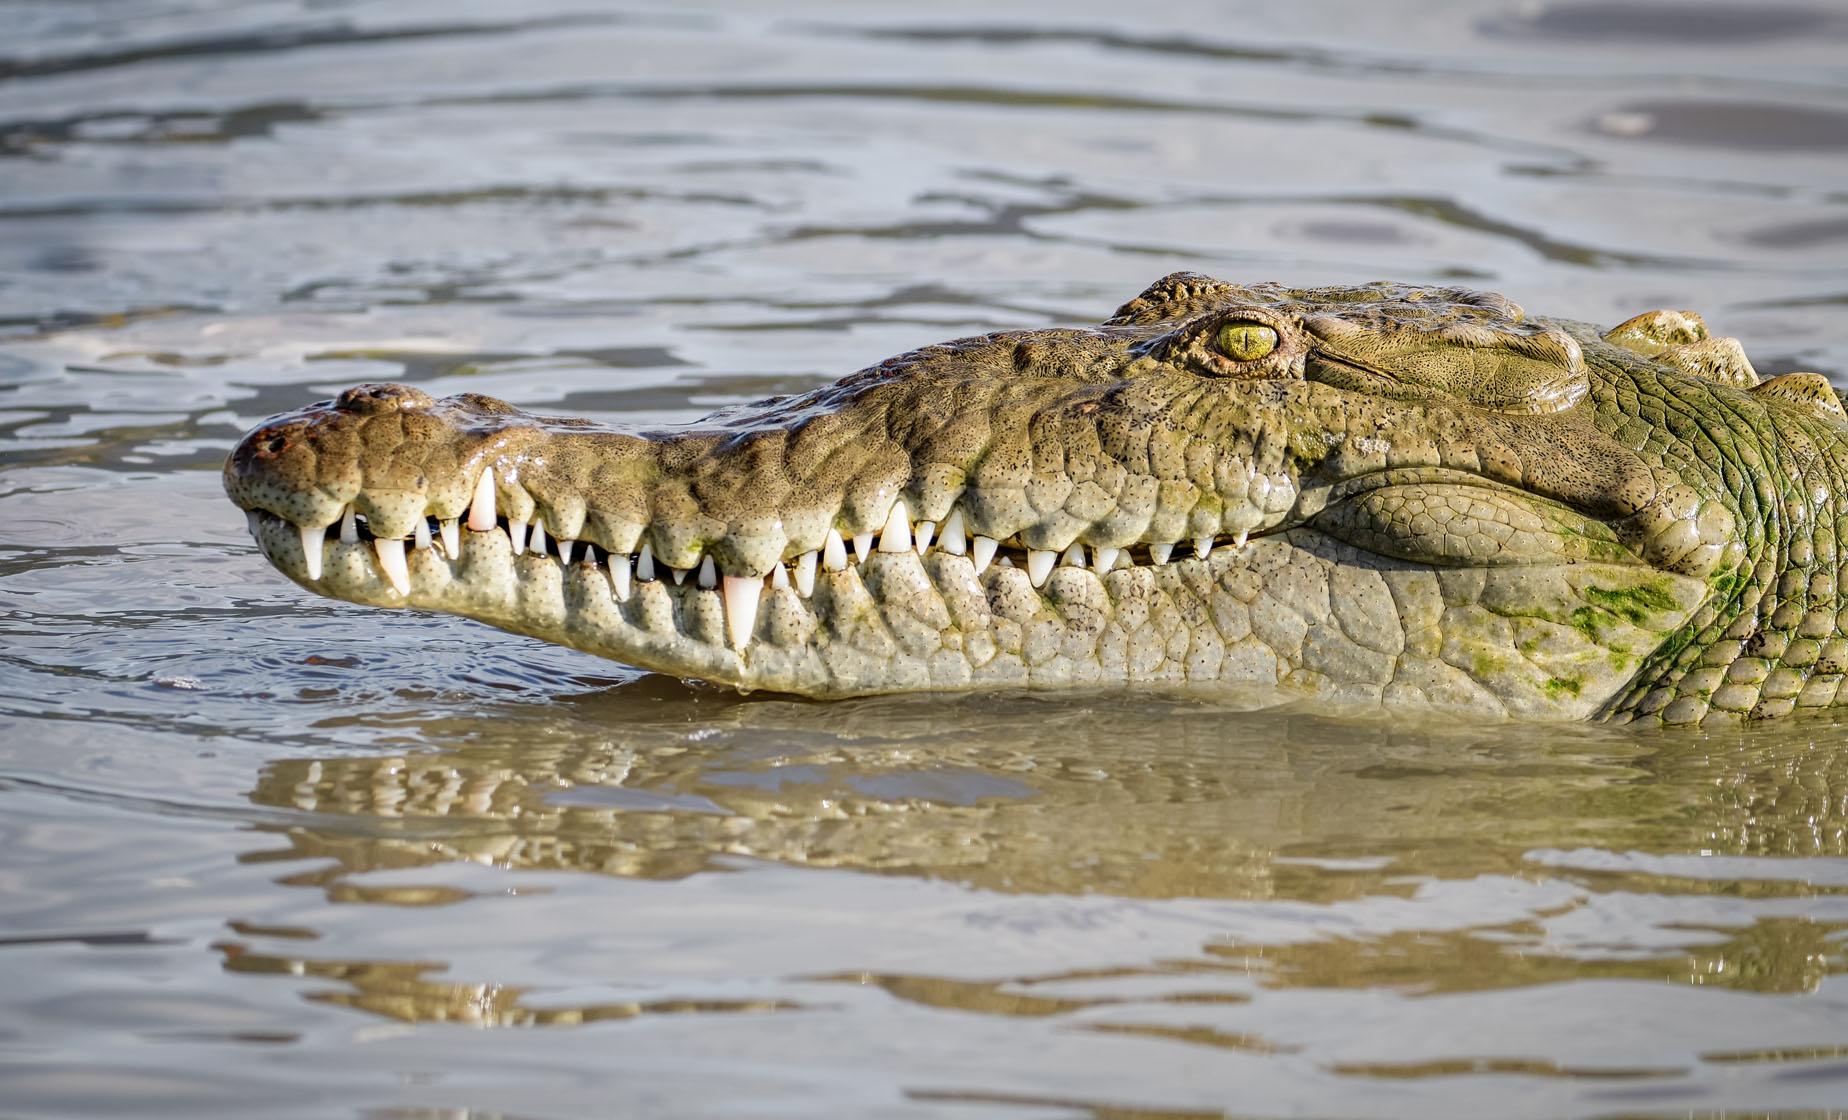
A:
[5,1,1848,1116]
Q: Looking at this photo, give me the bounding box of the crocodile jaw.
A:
[225,275,1774,719]
[247,507,1705,715]
[235,402,1708,716]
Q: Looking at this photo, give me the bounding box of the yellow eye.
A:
[1215,322,1278,362]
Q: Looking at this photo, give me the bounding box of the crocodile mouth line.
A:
[240,466,1289,653]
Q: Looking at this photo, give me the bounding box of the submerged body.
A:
[225,275,1848,723]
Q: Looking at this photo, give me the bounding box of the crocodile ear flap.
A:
[1603,308,1758,388]
[1653,337,1759,388]
[1752,372,1846,420]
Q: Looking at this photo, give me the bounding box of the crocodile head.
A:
[224,273,1848,722]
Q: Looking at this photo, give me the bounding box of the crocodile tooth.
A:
[1027,549,1055,587]
[939,509,967,555]
[771,564,790,590]
[530,518,548,556]
[467,468,496,531]
[508,516,528,555]
[636,541,656,582]
[1150,542,1173,564]
[374,537,410,596]
[299,522,326,580]
[998,555,1014,568]
[878,500,913,553]
[438,518,459,557]
[671,563,690,586]
[722,574,760,649]
[915,520,936,553]
[1234,529,1250,549]
[971,535,998,574]
[697,555,717,589]
[1060,542,1085,568]
[852,532,874,563]
[558,538,576,565]
[1194,535,1213,560]
[340,506,359,544]
[1092,546,1119,575]
[245,510,261,537]
[414,518,432,551]
[609,554,632,601]
[823,529,848,571]
[795,550,818,595]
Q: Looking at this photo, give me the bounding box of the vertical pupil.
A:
[1217,323,1277,361]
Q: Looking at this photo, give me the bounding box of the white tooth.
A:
[771,564,790,590]
[609,554,632,601]
[467,468,496,531]
[1060,542,1085,568]
[530,518,547,556]
[559,538,576,565]
[795,550,818,595]
[940,509,967,555]
[697,555,717,589]
[1092,546,1119,575]
[998,555,1014,568]
[722,574,761,649]
[1194,534,1214,560]
[853,532,874,563]
[508,516,528,555]
[915,520,936,553]
[1150,542,1173,564]
[374,537,410,596]
[299,522,326,581]
[971,535,997,574]
[245,510,261,537]
[672,564,690,586]
[438,518,459,557]
[414,518,432,551]
[878,500,912,553]
[1235,529,1250,549]
[1027,549,1055,587]
[340,506,358,544]
[636,541,657,582]
[823,529,848,571]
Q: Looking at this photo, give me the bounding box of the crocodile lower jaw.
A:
[244,486,1272,665]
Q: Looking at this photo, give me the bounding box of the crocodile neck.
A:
[1600,346,1848,722]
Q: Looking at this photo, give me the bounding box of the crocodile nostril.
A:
[260,433,289,454]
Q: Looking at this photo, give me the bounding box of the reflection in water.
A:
[215,939,790,1029]
[230,683,1848,1031]
[249,682,1848,893]
[1215,916,1848,996]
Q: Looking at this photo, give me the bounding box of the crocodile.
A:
[224,273,1848,723]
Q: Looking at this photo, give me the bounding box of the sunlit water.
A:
[5,2,1848,1116]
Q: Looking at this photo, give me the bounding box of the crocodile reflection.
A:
[232,688,1848,1025]
[246,685,1848,902]
[215,938,792,1028]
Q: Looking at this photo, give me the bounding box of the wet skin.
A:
[224,274,1848,723]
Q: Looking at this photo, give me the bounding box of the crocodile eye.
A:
[1215,322,1278,362]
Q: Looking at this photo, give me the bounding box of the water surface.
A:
[5,1,1848,1116]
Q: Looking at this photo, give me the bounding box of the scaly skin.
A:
[224,274,1848,722]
